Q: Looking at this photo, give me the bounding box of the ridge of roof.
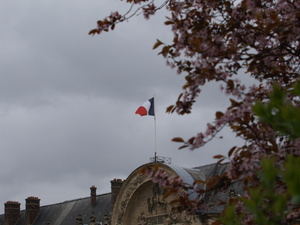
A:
[191,162,230,170]
[35,192,111,210]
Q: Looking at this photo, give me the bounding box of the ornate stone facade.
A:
[111,163,201,225]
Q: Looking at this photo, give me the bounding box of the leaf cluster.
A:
[222,155,300,225]
[253,82,300,139]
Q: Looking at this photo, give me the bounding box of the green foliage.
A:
[253,82,300,139]
[244,158,287,225]
[223,156,300,225]
[284,155,300,205]
[222,204,243,225]
[222,82,300,224]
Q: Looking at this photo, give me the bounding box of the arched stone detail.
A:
[111,162,201,225]
[115,173,148,224]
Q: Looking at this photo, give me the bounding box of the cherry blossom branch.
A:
[89,0,169,35]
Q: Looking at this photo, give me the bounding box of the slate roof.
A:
[0,193,111,225]
[166,163,242,214]
[0,162,241,224]
[185,163,243,214]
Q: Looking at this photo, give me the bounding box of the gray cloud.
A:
[0,0,240,212]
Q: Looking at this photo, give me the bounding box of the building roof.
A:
[189,163,242,214]
[0,193,111,225]
[0,162,241,224]
[169,163,242,214]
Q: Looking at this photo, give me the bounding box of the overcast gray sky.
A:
[0,0,239,212]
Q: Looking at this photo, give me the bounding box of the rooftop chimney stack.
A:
[25,196,40,225]
[110,179,124,211]
[90,186,97,206]
[4,201,21,225]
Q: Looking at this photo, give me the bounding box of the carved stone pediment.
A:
[111,163,200,225]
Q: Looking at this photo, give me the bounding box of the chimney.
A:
[110,179,124,210]
[25,196,40,225]
[90,186,97,206]
[4,201,21,225]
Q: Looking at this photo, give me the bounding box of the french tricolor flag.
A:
[135,97,155,116]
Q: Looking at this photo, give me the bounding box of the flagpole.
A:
[135,96,159,163]
[154,96,157,162]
